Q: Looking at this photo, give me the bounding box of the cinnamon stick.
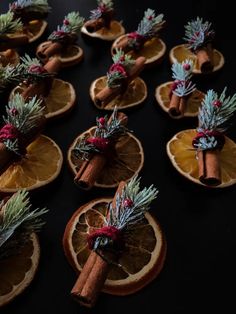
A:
[84,18,107,33]
[71,181,126,307]
[196,44,213,74]
[21,57,61,102]
[197,149,221,186]
[0,35,28,51]
[74,112,128,190]
[112,35,134,54]
[94,56,146,107]
[0,117,46,176]
[168,94,187,118]
[36,33,77,63]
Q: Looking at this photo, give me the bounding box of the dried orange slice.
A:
[0,233,40,307]
[169,44,224,74]
[0,49,20,67]
[0,135,63,193]
[63,197,166,295]
[67,127,144,188]
[155,81,205,118]
[36,41,83,68]
[23,20,47,43]
[81,20,125,41]
[166,129,236,187]
[111,35,166,67]
[10,79,76,120]
[90,76,147,110]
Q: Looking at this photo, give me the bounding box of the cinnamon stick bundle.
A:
[71,181,125,307]
[36,33,77,63]
[74,112,128,190]
[195,44,213,74]
[21,57,61,102]
[83,10,114,33]
[94,56,146,107]
[0,35,29,51]
[0,117,45,176]
[168,93,187,118]
[197,149,221,186]
[112,35,136,54]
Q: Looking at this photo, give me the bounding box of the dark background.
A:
[1,0,236,313]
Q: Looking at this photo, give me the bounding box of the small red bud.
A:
[63,19,69,25]
[183,63,190,71]
[123,198,134,208]
[213,100,222,107]
[98,117,106,126]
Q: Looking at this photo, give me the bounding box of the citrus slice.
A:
[169,44,224,74]
[90,76,147,110]
[0,49,20,67]
[63,197,166,295]
[67,127,144,188]
[111,35,166,67]
[36,41,83,68]
[0,233,40,307]
[81,20,125,41]
[166,129,236,187]
[155,81,205,118]
[0,135,63,193]
[10,78,76,120]
[23,20,48,43]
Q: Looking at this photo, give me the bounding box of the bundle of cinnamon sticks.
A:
[74,112,128,190]
[195,43,214,74]
[71,181,125,307]
[197,149,221,186]
[94,56,146,108]
[84,10,114,33]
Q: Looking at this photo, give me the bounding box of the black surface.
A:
[0,1,236,313]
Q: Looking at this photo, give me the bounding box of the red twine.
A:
[86,137,110,151]
[0,124,19,141]
[87,225,123,250]
[192,130,225,150]
[109,63,127,77]
[128,31,145,43]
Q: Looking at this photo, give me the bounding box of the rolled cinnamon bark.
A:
[112,35,134,54]
[0,35,29,51]
[197,149,221,186]
[196,44,213,74]
[84,18,107,33]
[71,181,126,307]
[94,56,146,107]
[0,116,46,176]
[36,33,77,63]
[21,57,61,101]
[74,112,128,190]
[168,94,187,118]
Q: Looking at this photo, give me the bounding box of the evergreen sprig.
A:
[0,190,47,259]
[20,54,53,83]
[3,93,44,155]
[195,88,236,150]
[9,0,50,14]
[183,17,215,51]
[90,0,114,20]
[107,48,135,88]
[137,8,164,38]
[92,176,158,250]
[48,11,84,41]
[73,107,129,160]
[0,63,23,92]
[171,59,196,97]
[0,12,23,36]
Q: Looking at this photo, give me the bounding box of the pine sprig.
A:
[194,88,236,150]
[48,11,84,41]
[20,54,53,83]
[137,8,165,38]
[0,63,23,92]
[92,176,158,250]
[171,59,196,97]
[183,17,215,51]
[0,12,23,36]
[9,0,50,14]
[107,48,135,88]
[0,189,47,259]
[90,0,114,20]
[3,93,44,155]
[73,107,129,160]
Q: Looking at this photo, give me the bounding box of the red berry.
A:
[183,63,190,71]
[63,19,69,25]
[123,198,133,208]
[213,100,222,107]
[98,117,106,126]
[148,15,153,20]
[10,108,18,116]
